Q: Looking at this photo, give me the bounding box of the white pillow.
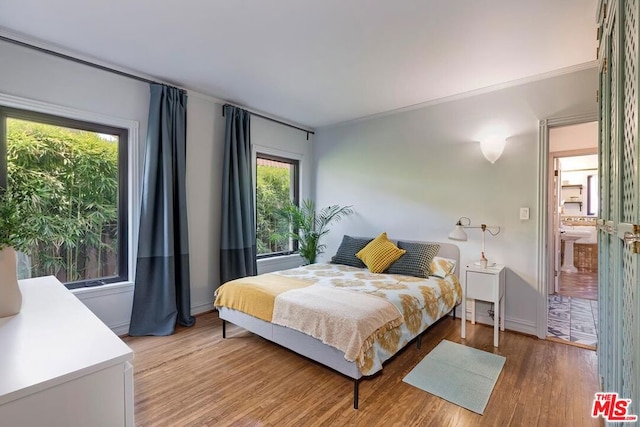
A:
[430,256,457,278]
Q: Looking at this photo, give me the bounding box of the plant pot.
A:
[0,246,22,317]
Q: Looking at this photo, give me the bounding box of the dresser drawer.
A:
[466,271,496,301]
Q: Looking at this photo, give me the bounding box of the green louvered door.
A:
[597,0,640,420]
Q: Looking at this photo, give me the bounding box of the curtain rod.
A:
[2,35,313,135]
[0,35,185,93]
[222,103,315,140]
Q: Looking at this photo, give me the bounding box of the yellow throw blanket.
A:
[214,274,312,322]
[271,286,403,363]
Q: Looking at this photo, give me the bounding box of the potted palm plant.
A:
[0,189,34,317]
[278,199,354,265]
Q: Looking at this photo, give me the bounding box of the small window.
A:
[1,107,128,288]
[587,174,598,216]
[256,153,299,258]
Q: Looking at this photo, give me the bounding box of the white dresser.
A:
[0,276,134,427]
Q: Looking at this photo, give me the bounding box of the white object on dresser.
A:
[461,264,506,347]
[0,276,134,427]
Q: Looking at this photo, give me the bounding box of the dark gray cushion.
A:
[385,241,440,278]
[331,235,373,268]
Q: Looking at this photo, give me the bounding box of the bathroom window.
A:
[587,174,598,216]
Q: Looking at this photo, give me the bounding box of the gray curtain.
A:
[129,84,195,336]
[220,105,257,283]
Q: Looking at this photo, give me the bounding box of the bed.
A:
[214,236,461,409]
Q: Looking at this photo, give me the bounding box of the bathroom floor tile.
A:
[547,295,597,349]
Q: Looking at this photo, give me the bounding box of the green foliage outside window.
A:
[4,119,119,282]
[256,163,291,255]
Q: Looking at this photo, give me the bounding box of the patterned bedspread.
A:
[274,263,462,374]
[215,263,462,376]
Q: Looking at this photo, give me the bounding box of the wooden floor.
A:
[124,312,603,427]
[558,271,598,300]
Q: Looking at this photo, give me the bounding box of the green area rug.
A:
[403,340,506,414]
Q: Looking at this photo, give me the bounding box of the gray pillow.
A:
[331,235,373,268]
[385,241,440,278]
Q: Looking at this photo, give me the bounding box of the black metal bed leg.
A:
[417,333,422,349]
[222,319,226,339]
[453,306,456,320]
[353,379,359,409]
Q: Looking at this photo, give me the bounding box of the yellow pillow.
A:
[356,232,406,273]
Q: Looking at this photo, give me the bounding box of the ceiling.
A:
[0,0,598,129]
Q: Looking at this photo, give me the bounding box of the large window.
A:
[0,106,128,288]
[256,153,299,258]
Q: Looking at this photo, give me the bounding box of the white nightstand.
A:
[461,263,506,347]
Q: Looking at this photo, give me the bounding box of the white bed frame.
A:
[218,240,460,409]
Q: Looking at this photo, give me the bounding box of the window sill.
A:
[71,280,134,298]
[257,253,303,274]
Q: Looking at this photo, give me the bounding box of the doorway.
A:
[546,122,598,349]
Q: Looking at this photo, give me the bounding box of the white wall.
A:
[549,121,598,152]
[313,67,598,335]
[184,93,225,315]
[560,154,598,170]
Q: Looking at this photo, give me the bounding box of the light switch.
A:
[520,207,530,220]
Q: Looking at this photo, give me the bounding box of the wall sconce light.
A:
[480,136,506,164]
[448,217,501,263]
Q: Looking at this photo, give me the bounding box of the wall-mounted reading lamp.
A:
[448,217,501,261]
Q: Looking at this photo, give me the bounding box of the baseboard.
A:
[112,321,131,337]
[464,311,537,336]
[192,302,214,315]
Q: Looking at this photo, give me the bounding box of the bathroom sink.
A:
[560,229,591,240]
[560,229,591,273]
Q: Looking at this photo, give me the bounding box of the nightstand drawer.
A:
[466,271,495,301]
